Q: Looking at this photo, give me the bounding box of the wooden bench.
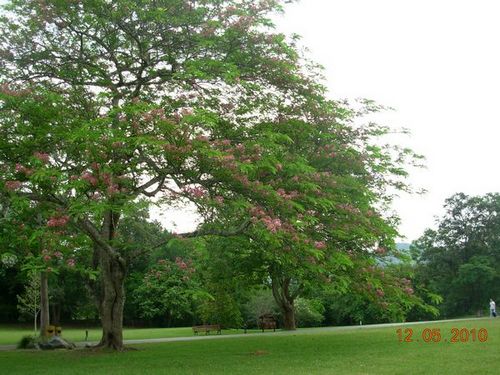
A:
[192,324,222,335]
[258,314,277,332]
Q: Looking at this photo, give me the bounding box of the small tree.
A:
[17,272,40,334]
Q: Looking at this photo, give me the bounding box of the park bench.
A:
[192,324,222,335]
[258,314,277,332]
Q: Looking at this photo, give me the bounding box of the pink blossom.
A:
[90,192,101,200]
[66,258,75,267]
[175,257,188,269]
[15,164,33,176]
[47,215,69,227]
[404,287,414,295]
[81,172,98,186]
[0,83,32,97]
[5,180,22,191]
[180,107,194,116]
[401,278,411,286]
[106,184,120,195]
[195,135,209,142]
[112,141,123,148]
[43,255,51,262]
[261,217,282,233]
[375,247,386,255]
[214,195,224,204]
[236,175,250,187]
[376,289,385,297]
[183,186,207,199]
[53,251,63,259]
[33,152,50,164]
[222,154,235,162]
[314,241,326,250]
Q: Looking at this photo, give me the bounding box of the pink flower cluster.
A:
[337,203,361,214]
[375,247,386,255]
[81,172,98,186]
[66,258,76,268]
[15,164,34,176]
[163,143,192,153]
[107,184,120,195]
[214,195,224,204]
[183,185,207,199]
[33,152,50,164]
[175,257,188,270]
[314,241,326,250]
[261,216,282,233]
[0,83,31,97]
[401,278,411,286]
[142,108,167,122]
[179,107,194,116]
[277,188,299,200]
[376,289,385,297]
[5,180,22,191]
[195,135,209,142]
[404,287,414,295]
[47,215,70,227]
[317,144,336,158]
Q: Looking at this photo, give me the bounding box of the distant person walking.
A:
[490,299,496,317]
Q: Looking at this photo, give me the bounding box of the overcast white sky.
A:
[272,0,500,241]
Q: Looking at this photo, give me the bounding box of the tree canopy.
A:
[412,193,500,316]
[0,0,421,349]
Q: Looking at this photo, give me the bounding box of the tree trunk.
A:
[39,272,50,339]
[280,300,296,330]
[51,303,61,326]
[96,248,126,350]
[271,275,297,330]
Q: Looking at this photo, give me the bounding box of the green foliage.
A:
[16,335,38,349]
[16,272,40,331]
[412,193,500,316]
[294,298,324,327]
[196,291,243,328]
[242,289,280,328]
[0,0,424,340]
[133,258,200,324]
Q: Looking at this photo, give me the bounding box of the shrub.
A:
[242,289,280,328]
[295,298,325,327]
[17,335,38,349]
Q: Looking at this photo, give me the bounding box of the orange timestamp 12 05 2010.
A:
[396,327,488,343]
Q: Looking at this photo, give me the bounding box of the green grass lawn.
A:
[0,319,500,375]
[0,318,498,374]
[0,325,258,346]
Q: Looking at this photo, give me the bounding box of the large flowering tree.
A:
[0,0,420,348]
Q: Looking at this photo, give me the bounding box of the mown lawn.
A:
[0,325,256,346]
[0,318,498,374]
[0,326,189,345]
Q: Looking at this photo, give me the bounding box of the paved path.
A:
[0,316,489,351]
